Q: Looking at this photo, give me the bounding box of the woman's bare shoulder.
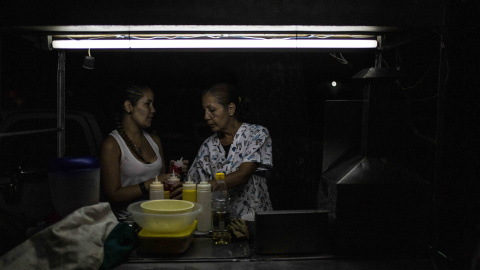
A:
[101,135,120,152]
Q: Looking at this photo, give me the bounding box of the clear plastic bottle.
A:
[149,176,164,200]
[182,176,197,203]
[165,171,180,199]
[196,178,212,232]
[211,172,231,244]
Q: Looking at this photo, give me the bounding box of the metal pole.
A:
[57,50,65,157]
[361,35,384,157]
[432,11,449,257]
[0,34,2,114]
[361,85,370,156]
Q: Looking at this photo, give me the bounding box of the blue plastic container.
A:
[48,157,100,217]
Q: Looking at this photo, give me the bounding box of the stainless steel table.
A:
[127,236,251,262]
[116,235,435,270]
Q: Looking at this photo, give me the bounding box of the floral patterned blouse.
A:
[188,123,273,218]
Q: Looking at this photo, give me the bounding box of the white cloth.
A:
[0,203,118,270]
[188,123,273,217]
[109,130,163,187]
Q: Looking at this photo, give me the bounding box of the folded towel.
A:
[0,203,118,270]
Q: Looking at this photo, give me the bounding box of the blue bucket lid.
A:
[48,156,100,172]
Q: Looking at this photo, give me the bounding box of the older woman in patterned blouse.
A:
[188,83,273,219]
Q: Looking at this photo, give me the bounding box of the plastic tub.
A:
[48,156,100,217]
[137,220,197,254]
[128,201,202,233]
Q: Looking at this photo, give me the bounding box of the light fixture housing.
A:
[39,25,385,50]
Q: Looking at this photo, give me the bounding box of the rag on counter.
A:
[227,219,250,242]
[0,203,123,270]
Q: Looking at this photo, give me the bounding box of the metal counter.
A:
[127,236,250,262]
[117,235,435,270]
[118,209,434,269]
[115,260,434,270]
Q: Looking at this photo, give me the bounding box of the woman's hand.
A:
[154,172,183,199]
[169,181,183,200]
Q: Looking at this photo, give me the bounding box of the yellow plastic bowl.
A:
[128,201,203,233]
[140,200,194,214]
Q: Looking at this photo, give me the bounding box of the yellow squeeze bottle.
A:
[182,176,197,203]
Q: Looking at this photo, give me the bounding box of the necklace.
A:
[135,137,143,156]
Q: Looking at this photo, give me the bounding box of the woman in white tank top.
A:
[99,83,181,221]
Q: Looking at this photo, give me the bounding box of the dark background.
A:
[1,0,479,268]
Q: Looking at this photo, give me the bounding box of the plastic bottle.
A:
[182,176,197,203]
[211,172,231,244]
[149,176,164,200]
[169,157,185,181]
[196,178,212,232]
[165,171,180,199]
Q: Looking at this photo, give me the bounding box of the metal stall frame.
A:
[0,50,66,158]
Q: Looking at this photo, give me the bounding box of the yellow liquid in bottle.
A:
[212,210,231,244]
[164,190,170,199]
[182,190,197,202]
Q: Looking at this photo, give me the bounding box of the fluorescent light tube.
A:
[296,39,378,48]
[131,39,297,48]
[52,40,131,49]
[52,39,377,49]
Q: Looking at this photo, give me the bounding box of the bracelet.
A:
[139,181,148,195]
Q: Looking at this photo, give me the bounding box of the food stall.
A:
[0,0,459,269]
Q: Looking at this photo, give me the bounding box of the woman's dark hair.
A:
[117,83,150,117]
[202,83,249,122]
[114,82,151,163]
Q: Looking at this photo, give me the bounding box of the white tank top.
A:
[109,130,163,187]
[109,130,163,220]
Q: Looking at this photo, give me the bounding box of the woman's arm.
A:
[100,136,146,203]
[207,162,259,189]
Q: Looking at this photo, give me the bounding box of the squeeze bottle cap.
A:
[150,175,163,191]
[167,171,180,183]
[183,176,196,191]
[215,172,225,180]
[197,178,211,191]
[173,157,183,167]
